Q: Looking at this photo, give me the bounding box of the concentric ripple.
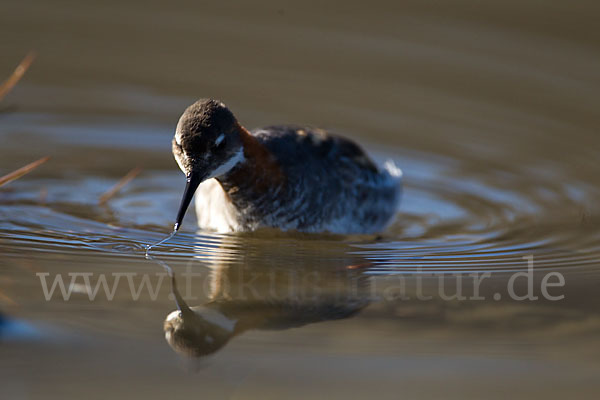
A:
[1,140,598,277]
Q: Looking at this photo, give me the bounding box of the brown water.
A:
[1,1,600,399]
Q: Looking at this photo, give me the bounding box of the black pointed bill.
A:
[174,171,203,232]
[145,169,205,255]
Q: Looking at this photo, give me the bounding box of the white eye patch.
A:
[215,134,225,146]
[206,148,245,179]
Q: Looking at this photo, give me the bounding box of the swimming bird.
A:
[169,99,402,235]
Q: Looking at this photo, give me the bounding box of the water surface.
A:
[1,1,599,399]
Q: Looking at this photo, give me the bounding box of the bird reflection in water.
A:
[154,237,373,358]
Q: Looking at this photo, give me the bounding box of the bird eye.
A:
[215,133,226,148]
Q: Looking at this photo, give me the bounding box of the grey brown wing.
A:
[254,125,379,174]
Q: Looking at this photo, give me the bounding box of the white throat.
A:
[207,148,245,179]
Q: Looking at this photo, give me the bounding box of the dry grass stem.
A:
[0,156,50,187]
[0,51,36,101]
[98,167,142,205]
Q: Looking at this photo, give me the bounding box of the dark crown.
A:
[177,99,237,154]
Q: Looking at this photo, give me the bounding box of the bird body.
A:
[170,99,402,235]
